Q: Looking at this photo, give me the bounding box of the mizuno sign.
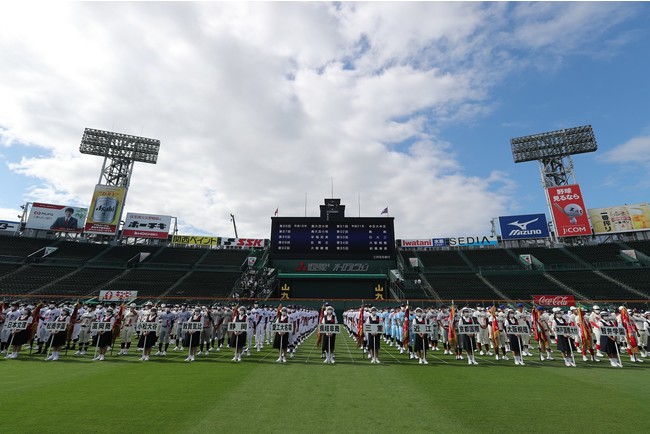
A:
[498,213,549,240]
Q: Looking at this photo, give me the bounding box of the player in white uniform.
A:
[75,308,94,355]
[473,306,491,356]
[118,304,138,355]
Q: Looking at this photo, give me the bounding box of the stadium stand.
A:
[101,269,188,298]
[424,272,498,300]
[90,244,160,264]
[508,246,580,267]
[622,240,650,257]
[165,271,242,299]
[461,249,523,269]
[146,247,208,265]
[547,270,636,300]
[416,251,470,270]
[481,272,568,300]
[0,237,53,259]
[0,265,78,294]
[43,241,110,261]
[198,249,249,267]
[601,268,650,296]
[565,243,628,265]
[35,267,127,296]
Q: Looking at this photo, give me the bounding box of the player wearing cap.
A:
[0,302,21,355]
[598,310,622,367]
[93,307,115,361]
[184,307,203,362]
[473,306,491,356]
[459,307,478,365]
[551,308,575,367]
[5,306,33,359]
[322,306,337,364]
[138,307,158,362]
[589,305,604,357]
[515,303,533,357]
[365,307,382,364]
[155,305,175,356]
[504,309,525,366]
[118,303,138,355]
[229,306,247,362]
[46,307,71,361]
[75,305,94,356]
[273,307,290,363]
[631,309,647,358]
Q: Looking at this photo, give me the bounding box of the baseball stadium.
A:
[0,126,649,433]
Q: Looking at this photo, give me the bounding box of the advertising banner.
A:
[26,203,87,233]
[99,290,138,302]
[122,213,172,239]
[533,295,575,307]
[498,213,550,240]
[84,185,126,235]
[220,238,268,248]
[546,184,592,237]
[171,235,220,246]
[448,235,498,247]
[0,220,20,234]
[588,203,650,235]
[400,239,434,248]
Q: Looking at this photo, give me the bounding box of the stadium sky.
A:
[1,2,649,240]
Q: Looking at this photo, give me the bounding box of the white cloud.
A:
[600,135,650,167]
[0,2,637,238]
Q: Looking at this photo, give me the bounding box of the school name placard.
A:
[319,324,341,334]
[505,325,530,335]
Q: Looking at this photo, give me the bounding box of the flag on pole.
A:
[576,306,591,349]
[619,307,639,354]
[111,303,125,345]
[316,304,325,348]
[274,207,279,216]
[402,304,410,346]
[66,301,80,343]
[531,305,548,344]
[232,304,239,322]
[356,304,365,347]
[448,303,457,345]
[27,303,43,342]
[489,305,499,350]
[380,207,388,215]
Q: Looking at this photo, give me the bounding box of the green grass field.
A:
[1,332,648,434]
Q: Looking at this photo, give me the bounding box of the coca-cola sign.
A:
[533,295,575,306]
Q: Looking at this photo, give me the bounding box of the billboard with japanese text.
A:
[546,184,592,237]
[26,203,88,233]
[498,213,549,240]
[588,203,650,235]
[171,235,220,246]
[122,213,172,239]
[84,185,126,235]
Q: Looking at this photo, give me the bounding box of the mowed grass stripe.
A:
[1,335,649,433]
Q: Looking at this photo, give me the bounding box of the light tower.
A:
[510,125,597,240]
[80,128,160,240]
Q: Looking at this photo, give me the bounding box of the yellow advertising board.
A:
[84,185,126,235]
[588,203,650,234]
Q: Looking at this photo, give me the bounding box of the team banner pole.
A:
[45,329,55,361]
[93,325,101,361]
[614,335,623,368]
[188,330,193,361]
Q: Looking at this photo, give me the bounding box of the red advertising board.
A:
[533,295,575,307]
[546,184,592,237]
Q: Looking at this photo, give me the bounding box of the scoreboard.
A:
[270,217,395,260]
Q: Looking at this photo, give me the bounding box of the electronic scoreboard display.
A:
[270,217,396,260]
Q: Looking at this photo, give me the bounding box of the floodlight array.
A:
[80,128,160,164]
[510,125,596,163]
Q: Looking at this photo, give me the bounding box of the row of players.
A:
[2,301,649,367]
[0,301,319,362]
[342,304,650,367]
